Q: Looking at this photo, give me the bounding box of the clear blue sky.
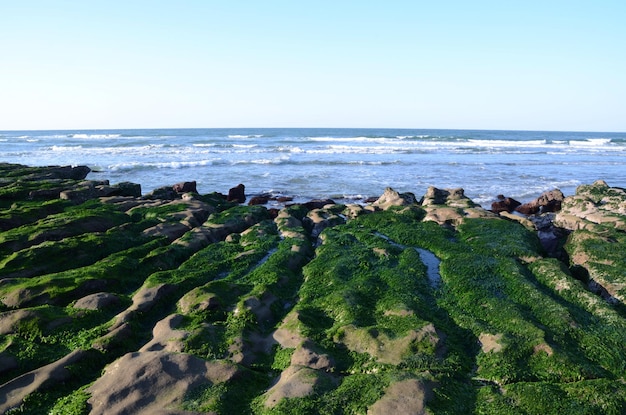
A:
[2,1,625,131]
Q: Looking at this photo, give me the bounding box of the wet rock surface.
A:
[1,164,626,414]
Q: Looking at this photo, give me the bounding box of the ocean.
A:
[1,128,625,207]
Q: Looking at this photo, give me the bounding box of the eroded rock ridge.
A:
[1,164,625,414]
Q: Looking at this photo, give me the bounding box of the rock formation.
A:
[0,164,625,414]
[227,183,246,203]
[491,195,521,213]
[516,189,565,215]
[173,181,197,194]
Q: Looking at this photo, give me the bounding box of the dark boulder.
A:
[491,195,522,213]
[516,189,564,215]
[60,186,99,202]
[42,165,91,180]
[249,195,270,205]
[69,165,91,180]
[144,186,179,200]
[516,201,539,215]
[227,184,246,203]
[303,199,336,210]
[537,189,564,212]
[28,188,65,200]
[114,182,142,198]
[173,181,197,194]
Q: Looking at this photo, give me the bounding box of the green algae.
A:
[0,304,114,386]
[177,221,284,359]
[206,205,270,225]
[0,227,155,279]
[565,228,626,286]
[0,237,172,311]
[0,178,72,201]
[438,230,610,384]
[0,199,130,256]
[456,217,544,259]
[259,372,389,415]
[284,214,473,413]
[2,166,626,414]
[0,199,71,231]
[180,216,311,369]
[477,379,626,415]
[127,200,189,220]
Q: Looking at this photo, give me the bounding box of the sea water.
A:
[1,128,625,206]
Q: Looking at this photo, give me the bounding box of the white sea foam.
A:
[155,160,215,169]
[281,146,304,153]
[467,139,547,147]
[51,145,83,151]
[4,128,626,202]
[62,144,168,156]
[569,138,612,146]
[546,151,570,155]
[109,158,222,171]
[251,158,288,165]
[70,134,122,139]
[308,136,396,144]
[232,155,290,165]
[306,145,406,155]
[396,135,430,139]
[37,134,70,139]
[346,160,387,165]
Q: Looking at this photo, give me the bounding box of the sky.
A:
[2,1,625,132]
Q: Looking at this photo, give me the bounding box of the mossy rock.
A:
[2,167,626,414]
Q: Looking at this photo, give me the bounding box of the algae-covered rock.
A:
[88,351,239,415]
[555,180,626,231]
[421,186,476,208]
[554,181,626,305]
[0,350,88,414]
[264,365,329,408]
[336,323,444,365]
[367,378,433,415]
[73,292,120,310]
[303,206,347,239]
[420,186,496,226]
[371,187,417,210]
[2,165,626,414]
[516,188,565,215]
[139,314,189,352]
[0,309,39,335]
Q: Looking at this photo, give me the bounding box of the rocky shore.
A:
[1,163,625,414]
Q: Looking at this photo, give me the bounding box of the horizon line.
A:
[1,126,625,134]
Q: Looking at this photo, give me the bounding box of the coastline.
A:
[1,163,626,414]
[3,127,625,209]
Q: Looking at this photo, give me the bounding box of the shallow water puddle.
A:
[414,247,442,288]
[374,232,442,288]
